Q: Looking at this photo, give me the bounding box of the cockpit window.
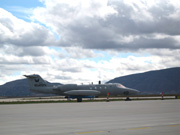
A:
[116,83,126,88]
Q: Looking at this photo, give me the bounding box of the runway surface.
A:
[0,95,176,103]
[0,100,180,135]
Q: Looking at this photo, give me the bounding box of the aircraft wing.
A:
[64,90,100,96]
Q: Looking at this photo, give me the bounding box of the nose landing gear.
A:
[123,91,131,101]
[125,97,131,101]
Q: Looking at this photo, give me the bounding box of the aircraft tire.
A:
[125,97,131,101]
[77,98,82,102]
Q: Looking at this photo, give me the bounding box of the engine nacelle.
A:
[65,96,95,99]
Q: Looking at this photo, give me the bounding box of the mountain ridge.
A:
[107,67,180,94]
[0,67,180,97]
[0,79,61,97]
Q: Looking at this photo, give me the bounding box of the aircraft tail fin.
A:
[24,74,50,90]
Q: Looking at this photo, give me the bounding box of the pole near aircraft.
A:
[24,74,140,102]
[107,92,109,102]
[161,92,164,100]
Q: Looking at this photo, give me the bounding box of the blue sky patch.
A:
[0,0,44,22]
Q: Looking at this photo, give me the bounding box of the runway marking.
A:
[128,127,150,130]
[169,124,180,127]
[128,124,180,131]
[76,131,104,134]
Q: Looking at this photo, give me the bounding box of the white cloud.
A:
[0,0,180,85]
[0,8,56,47]
[0,48,180,85]
[31,0,180,50]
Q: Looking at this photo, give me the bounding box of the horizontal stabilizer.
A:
[64,90,100,96]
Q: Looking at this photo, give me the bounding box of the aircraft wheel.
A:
[125,97,131,101]
[77,98,82,102]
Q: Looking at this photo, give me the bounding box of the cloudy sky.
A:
[0,0,180,85]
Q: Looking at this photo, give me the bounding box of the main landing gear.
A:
[77,98,82,102]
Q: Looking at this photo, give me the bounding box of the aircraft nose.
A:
[124,88,140,95]
[130,89,140,94]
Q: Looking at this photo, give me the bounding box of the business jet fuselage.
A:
[24,74,139,102]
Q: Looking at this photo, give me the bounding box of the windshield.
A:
[116,83,126,88]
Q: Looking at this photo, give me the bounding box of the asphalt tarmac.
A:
[0,100,180,135]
